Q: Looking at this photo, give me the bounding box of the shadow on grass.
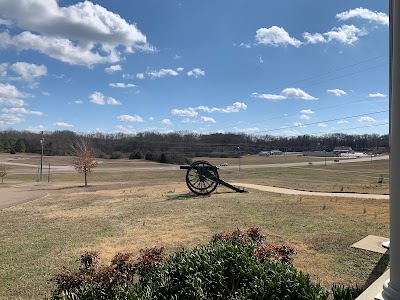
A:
[364,253,390,288]
[165,190,239,201]
[165,193,210,201]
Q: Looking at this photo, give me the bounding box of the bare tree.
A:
[0,164,9,183]
[71,140,98,187]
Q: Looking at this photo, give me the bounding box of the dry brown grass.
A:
[0,173,389,299]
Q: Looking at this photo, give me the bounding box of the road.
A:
[1,155,389,175]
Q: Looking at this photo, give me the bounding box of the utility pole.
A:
[40,131,44,182]
[237,146,241,171]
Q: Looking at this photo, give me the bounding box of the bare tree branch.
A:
[71,139,98,187]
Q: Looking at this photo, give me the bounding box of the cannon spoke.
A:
[185,161,219,195]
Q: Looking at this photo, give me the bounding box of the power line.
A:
[243,110,388,135]
[121,55,389,133]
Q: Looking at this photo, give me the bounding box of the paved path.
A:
[0,187,47,209]
[232,183,389,200]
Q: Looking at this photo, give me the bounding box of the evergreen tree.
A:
[15,139,26,153]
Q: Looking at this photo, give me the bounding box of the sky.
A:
[0,0,389,136]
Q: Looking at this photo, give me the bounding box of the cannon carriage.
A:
[180,160,246,195]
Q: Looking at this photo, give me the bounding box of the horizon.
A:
[0,1,389,136]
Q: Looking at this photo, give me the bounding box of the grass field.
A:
[0,154,390,299]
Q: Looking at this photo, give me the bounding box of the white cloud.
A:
[42,91,50,96]
[255,26,302,47]
[148,68,179,78]
[89,92,106,105]
[0,83,29,107]
[254,88,317,101]
[293,122,305,127]
[300,109,314,114]
[9,62,47,82]
[238,42,252,48]
[0,113,24,126]
[0,0,153,66]
[117,114,143,122]
[317,123,328,127]
[136,73,145,79]
[358,116,376,123]
[368,92,386,98]
[300,114,311,120]
[196,102,247,113]
[177,67,184,72]
[337,120,349,124]
[89,92,121,105]
[0,83,30,99]
[74,100,83,104]
[161,118,171,125]
[283,129,300,137]
[171,108,198,117]
[282,88,317,100]
[201,116,216,123]
[53,122,73,128]
[106,97,121,105]
[25,125,46,133]
[303,32,325,44]
[109,82,136,88]
[336,7,388,26]
[115,125,135,134]
[252,93,286,100]
[324,25,367,45]
[187,68,205,78]
[327,89,347,96]
[105,65,122,74]
[0,31,121,67]
[233,127,261,134]
[2,107,43,115]
[0,63,8,77]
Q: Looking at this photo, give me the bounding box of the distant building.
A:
[333,146,353,155]
[270,150,283,155]
[259,150,282,156]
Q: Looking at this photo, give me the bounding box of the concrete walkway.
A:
[232,183,389,200]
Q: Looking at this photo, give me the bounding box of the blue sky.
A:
[0,0,389,136]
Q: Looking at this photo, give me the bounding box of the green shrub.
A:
[331,284,364,300]
[110,151,124,159]
[50,227,330,300]
[129,151,143,160]
[131,241,328,299]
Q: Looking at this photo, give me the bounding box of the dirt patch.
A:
[0,186,47,209]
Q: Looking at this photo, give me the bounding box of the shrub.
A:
[132,241,328,299]
[331,284,364,300]
[110,151,124,159]
[145,151,154,161]
[129,151,143,160]
[159,153,170,163]
[51,228,328,300]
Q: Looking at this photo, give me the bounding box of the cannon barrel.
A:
[180,165,218,170]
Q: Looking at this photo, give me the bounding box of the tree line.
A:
[0,129,389,164]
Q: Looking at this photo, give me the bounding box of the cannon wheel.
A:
[186,160,219,195]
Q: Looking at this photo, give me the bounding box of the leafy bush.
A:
[110,151,124,159]
[50,227,342,300]
[129,151,143,160]
[145,151,155,161]
[331,284,364,300]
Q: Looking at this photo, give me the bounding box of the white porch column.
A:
[382,1,400,299]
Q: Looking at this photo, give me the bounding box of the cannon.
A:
[180,160,247,195]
